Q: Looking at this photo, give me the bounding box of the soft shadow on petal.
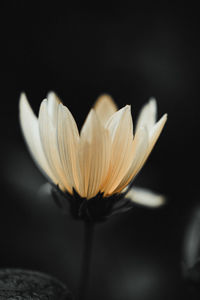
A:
[125,187,166,208]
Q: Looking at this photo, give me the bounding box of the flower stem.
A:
[79,221,94,300]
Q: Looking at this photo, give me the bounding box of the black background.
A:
[0,1,200,299]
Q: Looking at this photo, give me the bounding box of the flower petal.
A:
[147,113,168,156]
[38,99,70,192]
[79,109,111,198]
[112,126,149,194]
[136,98,157,133]
[19,93,57,184]
[125,187,166,207]
[102,106,135,195]
[46,91,61,124]
[93,94,118,125]
[57,103,81,195]
[116,114,167,193]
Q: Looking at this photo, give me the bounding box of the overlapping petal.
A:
[38,98,69,192]
[136,98,167,160]
[101,105,135,196]
[112,126,149,194]
[57,103,81,194]
[19,92,167,207]
[136,98,157,132]
[113,100,167,192]
[79,109,111,198]
[19,93,57,184]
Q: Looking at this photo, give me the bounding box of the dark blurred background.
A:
[0,1,199,299]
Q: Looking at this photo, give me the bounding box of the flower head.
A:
[19,92,167,221]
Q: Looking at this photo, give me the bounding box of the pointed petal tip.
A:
[95,93,117,106]
[160,113,168,125]
[149,97,156,103]
[163,113,168,120]
[80,108,97,137]
[47,91,55,100]
[93,93,118,124]
[118,104,131,114]
[38,98,48,115]
[47,90,60,101]
[149,97,157,110]
[19,92,28,105]
[154,113,168,128]
[19,91,26,98]
[41,98,48,106]
[84,107,95,120]
[125,104,131,111]
[96,93,113,99]
[19,93,32,118]
[161,113,168,130]
[47,90,56,96]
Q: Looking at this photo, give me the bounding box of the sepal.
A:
[51,185,133,222]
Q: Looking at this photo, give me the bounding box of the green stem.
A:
[79,221,94,300]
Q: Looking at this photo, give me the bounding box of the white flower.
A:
[19,92,167,220]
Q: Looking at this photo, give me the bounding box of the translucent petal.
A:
[57,103,82,195]
[38,99,70,192]
[19,93,57,184]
